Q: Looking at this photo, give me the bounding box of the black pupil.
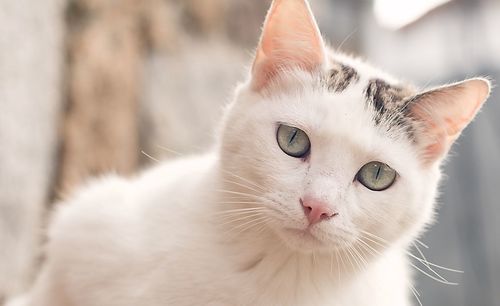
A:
[289,129,298,145]
[374,164,381,180]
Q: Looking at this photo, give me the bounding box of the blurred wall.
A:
[0,0,64,301]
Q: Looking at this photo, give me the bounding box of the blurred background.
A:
[0,0,498,305]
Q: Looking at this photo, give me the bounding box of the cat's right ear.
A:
[250,0,327,91]
[407,78,491,166]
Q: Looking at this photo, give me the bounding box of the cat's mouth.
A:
[280,227,326,250]
[276,224,356,252]
[285,228,320,241]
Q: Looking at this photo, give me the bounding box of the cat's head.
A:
[218,0,490,254]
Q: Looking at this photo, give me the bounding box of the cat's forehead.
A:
[265,53,418,152]
[325,53,416,107]
[318,53,417,139]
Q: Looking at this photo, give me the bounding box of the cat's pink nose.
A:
[300,197,338,225]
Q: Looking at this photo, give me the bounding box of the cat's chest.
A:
[163,247,410,306]
[182,252,345,306]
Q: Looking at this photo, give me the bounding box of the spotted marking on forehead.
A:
[323,62,360,93]
[364,78,417,136]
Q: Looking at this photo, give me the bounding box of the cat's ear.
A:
[408,78,491,166]
[250,0,327,91]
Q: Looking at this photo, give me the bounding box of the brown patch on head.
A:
[323,62,360,93]
[364,79,417,135]
[365,79,415,116]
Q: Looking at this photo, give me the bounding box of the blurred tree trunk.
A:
[56,0,174,197]
[56,0,142,196]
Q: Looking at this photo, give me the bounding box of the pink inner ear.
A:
[251,0,326,91]
[411,78,490,165]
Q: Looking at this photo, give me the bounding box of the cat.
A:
[8,0,491,305]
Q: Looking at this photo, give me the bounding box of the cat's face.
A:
[220,68,438,253]
[218,0,490,254]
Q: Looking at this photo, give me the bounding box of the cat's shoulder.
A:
[47,174,133,239]
[49,153,216,235]
[137,152,216,185]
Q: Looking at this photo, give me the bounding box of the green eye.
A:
[356,161,397,191]
[276,124,311,158]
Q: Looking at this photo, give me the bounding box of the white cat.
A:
[10,0,490,305]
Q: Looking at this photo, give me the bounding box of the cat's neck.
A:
[208,218,385,305]
[206,167,355,291]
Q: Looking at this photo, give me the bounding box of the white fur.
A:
[10,55,449,306]
[4,0,490,303]
[11,0,481,302]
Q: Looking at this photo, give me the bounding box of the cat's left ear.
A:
[408,78,491,166]
[250,0,327,91]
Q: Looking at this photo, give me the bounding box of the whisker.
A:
[356,239,377,258]
[155,145,184,156]
[360,231,458,285]
[214,210,268,221]
[357,237,380,256]
[408,252,463,274]
[214,201,265,205]
[352,245,366,272]
[413,241,430,269]
[329,253,334,279]
[412,241,462,279]
[254,221,270,234]
[352,243,368,269]
[232,217,271,236]
[141,150,160,162]
[409,285,423,306]
[337,248,347,277]
[214,188,284,216]
[222,179,263,194]
[415,239,429,249]
[212,207,267,215]
[345,245,360,274]
[218,212,267,227]
[409,263,458,286]
[220,169,268,192]
[335,249,341,283]
[361,230,462,274]
[215,189,259,198]
[337,28,358,51]
[231,215,270,231]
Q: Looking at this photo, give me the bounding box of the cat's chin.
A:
[274,227,342,252]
